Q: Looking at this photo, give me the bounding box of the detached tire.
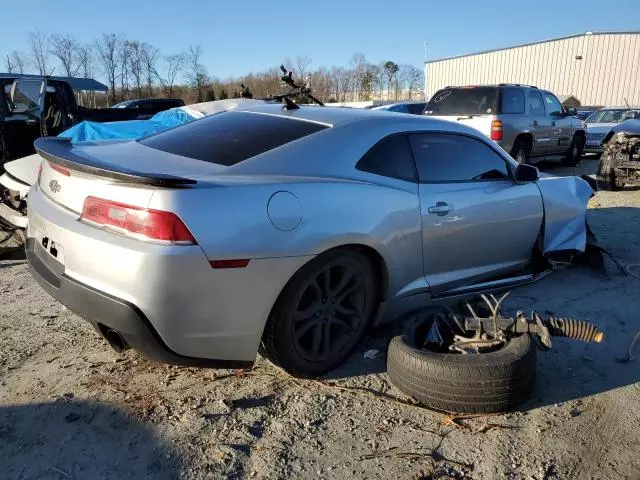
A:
[387,318,536,413]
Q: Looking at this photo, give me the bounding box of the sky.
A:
[2,0,640,82]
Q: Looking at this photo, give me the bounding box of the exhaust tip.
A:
[103,328,129,353]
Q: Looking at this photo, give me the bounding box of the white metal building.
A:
[424,32,640,106]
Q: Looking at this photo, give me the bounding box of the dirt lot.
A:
[1,158,639,480]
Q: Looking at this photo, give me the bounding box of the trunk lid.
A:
[35,137,224,214]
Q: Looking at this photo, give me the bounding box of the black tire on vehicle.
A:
[510,139,530,164]
[387,315,537,413]
[562,135,584,166]
[596,150,622,191]
[261,249,378,378]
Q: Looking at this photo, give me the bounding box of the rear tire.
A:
[387,312,537,413]
[261,249,378,377]
[562,135,584,167]
[510,139,530,164]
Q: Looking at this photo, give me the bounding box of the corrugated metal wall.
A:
[425,33,640,106]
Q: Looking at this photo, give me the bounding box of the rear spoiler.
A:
[34,137,197,187]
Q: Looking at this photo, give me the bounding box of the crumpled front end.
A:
[537,175,594,255]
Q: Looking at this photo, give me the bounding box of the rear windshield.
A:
[139,111,328,165]
[425,87,497,115]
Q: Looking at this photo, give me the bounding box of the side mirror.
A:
[624,110,639,120]
[566,107,577,116]
[515,164,539,182]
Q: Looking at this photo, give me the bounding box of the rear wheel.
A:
[562,135,584,166]
[261,249,378,377]
[510,139,530,164]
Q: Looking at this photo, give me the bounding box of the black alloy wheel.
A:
[261,249,377,377]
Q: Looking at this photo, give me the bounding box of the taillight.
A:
[48,162,71,176]
[80,196,196,244]
[490,120,503,141]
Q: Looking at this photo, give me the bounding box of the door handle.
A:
[428,202,454,216]
[25,118,38,126]
[532,120,538,127]
[551,121,556,127]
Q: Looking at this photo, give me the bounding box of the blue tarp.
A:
[58,107,199,142]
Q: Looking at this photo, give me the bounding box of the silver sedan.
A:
[26,105,592,376]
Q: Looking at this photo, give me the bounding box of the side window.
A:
[408,103,426,115]
[6,81,42,113]
[356,135,416,182]
[500,87,525,114]
[543,92,563,116]
[409,133,510,183]
[528,91,545,116]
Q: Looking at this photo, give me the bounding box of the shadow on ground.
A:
[0,399,182,479]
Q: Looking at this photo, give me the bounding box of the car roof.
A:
[232,104,466,131]
[599,106,640,110]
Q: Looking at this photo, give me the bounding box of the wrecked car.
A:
[596,118,640,190]
[0,73,183,164]
[26,102,595,377]
[584,107,640,154]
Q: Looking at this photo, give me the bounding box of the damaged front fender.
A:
[536,175,594,255]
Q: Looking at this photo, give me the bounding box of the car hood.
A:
[611,119,640,136]
[537,175,594,254]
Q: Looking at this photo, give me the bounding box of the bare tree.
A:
[349,53,366,100]
[294,55,312,83]
[50,34,81,77]
[127,40,144,97]
[118,40,134,100]
[77,44,94,78]
[156,53,184,97]
[186,45,209,102]
[398,64,424,100]
[4,54,14,73]
[95,34,119,104]
[142,44,159,97]
[9,51,25,74]
[28,30,53,75]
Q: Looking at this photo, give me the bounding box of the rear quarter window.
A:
[139,111,328,165]
[500,87,525,114]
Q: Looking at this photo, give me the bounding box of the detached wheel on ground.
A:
[261,248,378,378]
[596,150,622,191]
[510,139,530,164]
[562,135,584,167]
[387,311,537,413]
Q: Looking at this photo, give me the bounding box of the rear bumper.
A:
[26,237,252,368]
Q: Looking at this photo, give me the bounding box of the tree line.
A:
[4,31,425,105]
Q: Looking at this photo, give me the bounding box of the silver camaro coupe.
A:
[26,104,593,376]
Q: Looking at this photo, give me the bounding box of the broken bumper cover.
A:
[0,171,29,228]
[26,238,253,369]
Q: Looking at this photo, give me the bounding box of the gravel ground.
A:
[1,158,639,480]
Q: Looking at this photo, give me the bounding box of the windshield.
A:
[586,109,631,124]
[424,87,497,115]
